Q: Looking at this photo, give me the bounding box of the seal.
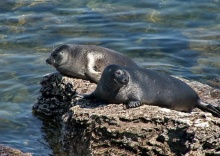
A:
[46,44,138,83]
[80,64,220,117]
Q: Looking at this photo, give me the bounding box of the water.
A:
[0,0,219,155]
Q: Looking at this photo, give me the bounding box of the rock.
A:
[0,145,32,156]
[33,72,220,156]
[33,72,96,117]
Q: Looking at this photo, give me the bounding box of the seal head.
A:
[46,45,70,69]
[105,65,129,87]
[89,65,130,103]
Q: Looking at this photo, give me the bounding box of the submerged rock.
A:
[33,72,220,156]
[0,145,32,156]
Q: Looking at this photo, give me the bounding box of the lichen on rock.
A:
[33,72,220,156]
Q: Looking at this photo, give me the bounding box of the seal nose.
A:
[46,58,50,64]
[122,77,129,84]
[46,58,52,65]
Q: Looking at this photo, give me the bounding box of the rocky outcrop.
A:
[33,73,220,156]
[0,145,32,156]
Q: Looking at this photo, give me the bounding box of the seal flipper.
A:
[127,101,142,108]
[85,52,103,83]
[85,72,101,83]
[196,100,220,118]
[73,93,96,100]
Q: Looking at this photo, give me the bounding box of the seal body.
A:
[83,65,220,117]
[46,44,138,83]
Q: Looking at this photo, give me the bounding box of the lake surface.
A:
[0,0,219,155]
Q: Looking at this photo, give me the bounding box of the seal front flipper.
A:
[73,93,96,100]
[127,101,142,108]
[84,72,101,83]
[85,52,103,83]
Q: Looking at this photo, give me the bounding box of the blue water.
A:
[0,0,219,155]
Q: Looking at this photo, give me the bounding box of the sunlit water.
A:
[0,0,219,155]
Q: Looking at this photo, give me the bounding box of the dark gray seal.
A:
[46,44,138,83]
[80,64,220,117]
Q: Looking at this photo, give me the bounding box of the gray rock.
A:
[33,72,220,156]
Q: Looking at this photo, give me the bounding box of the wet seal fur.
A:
[79,64,220,118]
[46,44,138,83]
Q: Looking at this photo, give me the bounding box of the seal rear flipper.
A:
[127,101,142,108]
[197,101,220,118]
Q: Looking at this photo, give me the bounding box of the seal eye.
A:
[115,70,123,77]
[52,53,57,58]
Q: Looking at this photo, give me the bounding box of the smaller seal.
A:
[79,64,220,118]
[46,44,138,83]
